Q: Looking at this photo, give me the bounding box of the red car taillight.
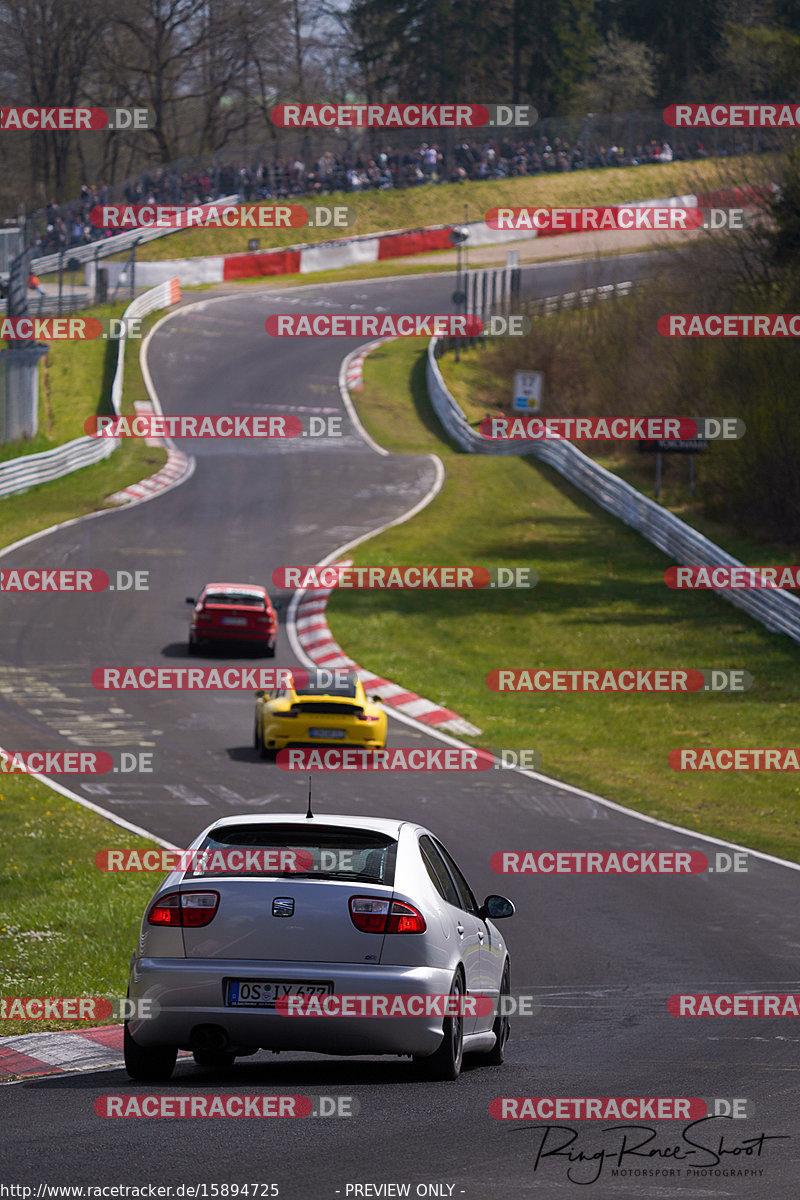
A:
[148,891,219,927]
[357,711,380,722]
[349,897,426,934]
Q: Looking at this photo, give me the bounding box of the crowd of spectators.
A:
[31,130,772,255]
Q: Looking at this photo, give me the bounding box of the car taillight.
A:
[147,891,219,927]
[148,894,181,926]
[358,712,380,722]
[181,892,220,926]
[349,897,426,934]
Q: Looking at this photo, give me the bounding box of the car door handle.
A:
[478,930,485,941]
[456,923,464,936]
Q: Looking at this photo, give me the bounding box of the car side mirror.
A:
[185,597,195,604]
[254,690,266,698]
[480,895,515,920]
[371,694,383,703]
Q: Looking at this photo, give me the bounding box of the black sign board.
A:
[638,439,709,454]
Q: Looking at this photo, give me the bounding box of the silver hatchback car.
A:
[124,813,515,1081]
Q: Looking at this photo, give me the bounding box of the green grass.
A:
[113,157,766,262]
[441,343,800,561]
[326,338,800,862]
[0,780,162,1043]
[0,306,169,548]
[0,302,130,463]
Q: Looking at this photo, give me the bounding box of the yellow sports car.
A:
[254,669,387,758]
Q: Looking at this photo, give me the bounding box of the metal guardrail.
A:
[0,277,180,499]
[0,294,87,316]
[30,197,238,276]
[427,282,800,645]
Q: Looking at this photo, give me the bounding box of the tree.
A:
[0,0,113,196]
[572,31,657,114]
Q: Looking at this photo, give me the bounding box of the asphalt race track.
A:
[2,253,799,1197]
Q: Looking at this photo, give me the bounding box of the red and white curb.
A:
[108,402,194,504]
[0,1026,192,1082]
[295,559,481,737]
[92,187,760,291]
[0,1025,124,1080]
[344,337,389,391]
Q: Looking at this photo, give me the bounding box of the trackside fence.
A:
[0,277,181,499]
[426,284,800,645]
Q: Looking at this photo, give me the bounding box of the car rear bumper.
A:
[264,736,386,751]
[127,958,453,1056]
[193,628,275,646]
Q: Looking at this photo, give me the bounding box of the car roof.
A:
[202,582,268,595]
[202,813,414,839]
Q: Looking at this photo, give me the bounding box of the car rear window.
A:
[189,823,397,884]
[294,677,358,698]
[204,592,266,608]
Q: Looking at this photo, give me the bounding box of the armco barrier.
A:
[0,277,181,499]
[32,184,765,291]
[31,197,238,277]
[426,287,800,645]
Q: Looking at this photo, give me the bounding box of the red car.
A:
[186,583,278,657]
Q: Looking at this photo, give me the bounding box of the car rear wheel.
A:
[187,635,198,655]
[485,963,510,1065]
[123,1023,177,1082]
[256,723,275,760]
[414,972,464,1081]
[192,1048,236,1072]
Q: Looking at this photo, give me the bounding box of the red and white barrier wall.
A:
[88,189,761,290]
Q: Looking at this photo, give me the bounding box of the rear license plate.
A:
[308,728,346,738]
[221,617,247,626]
[226,980,333,1007]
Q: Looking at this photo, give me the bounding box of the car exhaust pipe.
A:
[191,1024,230,1052]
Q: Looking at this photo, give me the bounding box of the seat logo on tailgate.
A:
[273,897,294,917]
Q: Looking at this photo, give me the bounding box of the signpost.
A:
[513,369,543,412]
[638,438,709,498]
